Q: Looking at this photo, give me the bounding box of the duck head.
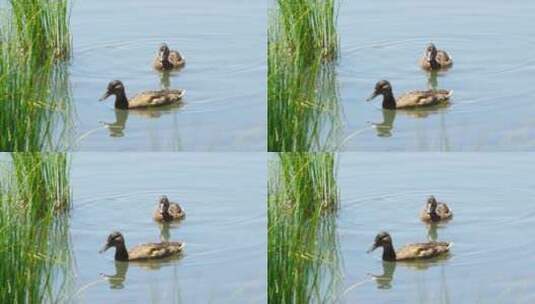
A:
[100,80,125,101]
[367,231,392,253]
[366,80,392,101]
[425,196,438,214]
[158,43,170,63]
[158,195,170,215]
[424,43,438,63]
[99,231,125,253]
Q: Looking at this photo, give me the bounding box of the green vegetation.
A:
[268,153,343,303]
[0,153,74,303]
[0,0,74,151]
[268,0,342,152]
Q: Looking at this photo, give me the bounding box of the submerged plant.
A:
[268,153,343,303]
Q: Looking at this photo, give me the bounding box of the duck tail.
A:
[447,242,454,249]
[447,90,453,98]
[179,89,186,99]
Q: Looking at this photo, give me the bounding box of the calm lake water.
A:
[339,0,535,151]
[337,153,535,303]
[69,153,266,303]
[70,0,266,151]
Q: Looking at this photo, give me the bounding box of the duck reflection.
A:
[427,71,439,90]
[158,221,183,242]
[426,223,439,241]
[370,261,396,289]
[160,223,171,241]
[160,71,171,90]
[101,261,129,289]
[371,109,396,137]
[102,109,128,137]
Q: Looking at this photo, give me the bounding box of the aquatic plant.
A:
[268,152,343,303]
[268,0,342,152]
[0,7,74,151]
[0,153,74,303]
[9,0,72,62]
[276,0,339,62]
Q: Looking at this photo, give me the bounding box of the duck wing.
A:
[169,51,185,67]
[436,202,453,219]
[128,241,185,260]
[396,89,452,109]
[396,241,451,260]
[128,89,185,109]
[436,50,453,66]
[169,202,185,219]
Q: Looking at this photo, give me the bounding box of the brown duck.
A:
[153,43,185,71]
[420,196,453,223]
[367,231,451,262]
[419,43,453,71]
[366,80,452,110]
[153,195,186,222]
[99,80,185,110]
[99,231,185,261]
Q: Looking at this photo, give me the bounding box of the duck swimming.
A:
[420,196,453,223]
[420,43,453,71]
[367,231,451,262]
[99,231,185,261]
[153,195,186,222]
[366,80,452,110]
[154,43,185,71]
[99,80,185,110]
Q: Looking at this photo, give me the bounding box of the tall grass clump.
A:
[9,0,72,62]
[268,0,342,152]
[0,153,74,303]
[268,153,343,303]
[0,1,74,151]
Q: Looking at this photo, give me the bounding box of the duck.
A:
[367,231,451,262]
[419,43,453,71]
[99,231,185,261]
[420,196,453,223]
[366,80,452,110]
[153,195,186,222]
[153,43,185,71]
[99,80,185,110]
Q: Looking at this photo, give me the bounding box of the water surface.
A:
[339,0,535,150]
[71,0,266,151]
[338,153,535,303]
[70,153,266,303]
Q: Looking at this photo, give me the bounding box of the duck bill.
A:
[366,92,378,102]
[99,91,111,101]
[367,243,379,253]
[99,243,111,253]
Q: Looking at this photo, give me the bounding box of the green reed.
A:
[0,2,74,151]
[9,0,72,63]
[268,153,343,303]
[0,153,74,303]
[268,0,342,152]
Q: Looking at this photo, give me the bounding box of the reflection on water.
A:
[426,223,438,241]
[427,71,438,90]
[102,109,128,137]
[159,71,171,90]
[371,109,396,137]
[101,261,129,289]
[370,261,396,289]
